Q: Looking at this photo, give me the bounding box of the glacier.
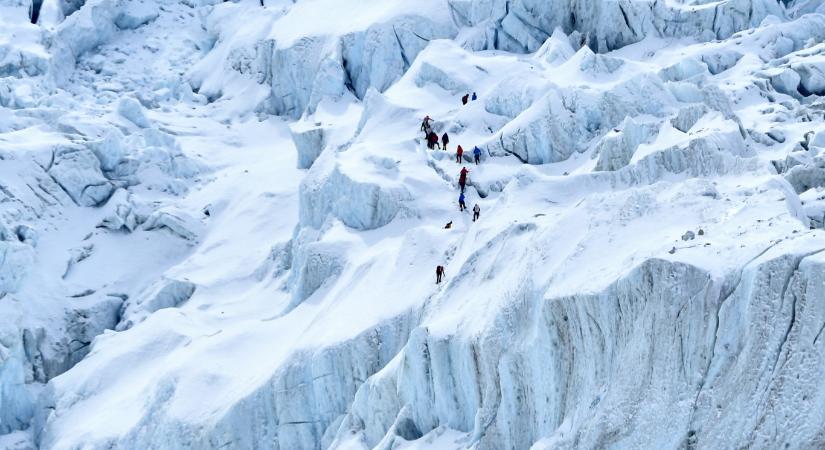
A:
[2,0,825,449]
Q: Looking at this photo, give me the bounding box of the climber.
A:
[421,115,432,133]
[462,94,469,105]
[442,132,450,151]
[459,167,469,193]
[428,131,441,149]
[473,146,482,165]
[459,192,466,211]
[444,221,453,229]
[471,92,477,101]
[456,145,464,163]
[473,203,480,222]
[421,116,433,139]
[436,265,445,284]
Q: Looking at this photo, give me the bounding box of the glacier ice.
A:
[3,0,825,449]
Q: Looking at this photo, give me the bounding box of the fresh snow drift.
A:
[2,0,825,449]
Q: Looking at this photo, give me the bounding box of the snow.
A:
[2,0,825,449]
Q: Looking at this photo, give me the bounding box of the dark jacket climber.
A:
[421,116,431,132]
[426,132,437,149]
[456,145,463,163]
[462,94,469,105]
[473,204,480,221]
[436,265,445,284]
[444,221,453,229]
[442,132,449,151]
[473,146,482,164]
[459,167,469,193]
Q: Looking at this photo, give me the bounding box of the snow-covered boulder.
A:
[793,60,825,96]
[574,46,624,74]
[533,28,576,66]
[48,148,115,207]
[671,104,709,133]
[97,190,139,232]
[594,118,657,171]
[142,207,204,241]
[810,131,825,150]
[700,49,743,75]
[87,128,126,172]
[117,279,197,330]
[785,165,825,194]
[658,58,708,82]
[768,67,802,96]
[291,125,326,170]
[114,0,159,30]
[414,61,472,95]
[117,97,151,128]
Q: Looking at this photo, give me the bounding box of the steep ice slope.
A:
[3,0,825,449]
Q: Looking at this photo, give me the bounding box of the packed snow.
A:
[2,0,825,449]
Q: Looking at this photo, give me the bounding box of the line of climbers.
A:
[421,117,482,165]
[422,109,485,285]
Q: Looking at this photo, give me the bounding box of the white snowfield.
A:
[2,0,825,448]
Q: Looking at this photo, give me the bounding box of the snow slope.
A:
[2,0,825,449]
